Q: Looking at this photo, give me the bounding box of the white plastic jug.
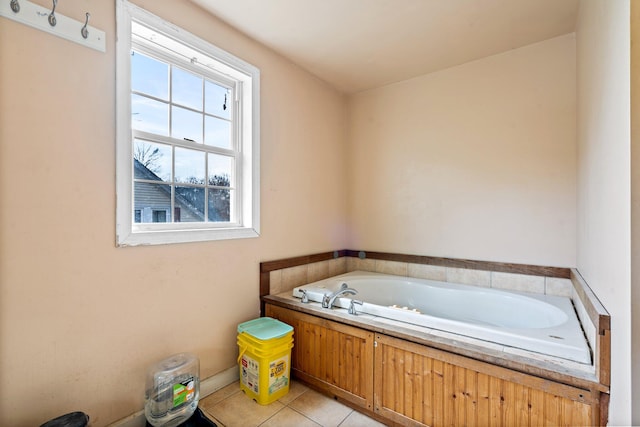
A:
[145,353,200,427]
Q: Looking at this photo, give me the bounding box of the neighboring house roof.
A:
[133,159,205,221]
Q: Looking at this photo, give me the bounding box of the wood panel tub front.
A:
[265,304,604,427]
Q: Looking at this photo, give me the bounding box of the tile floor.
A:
[199,379,386,427]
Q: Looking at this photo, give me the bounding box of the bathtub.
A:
[292,271,591,364]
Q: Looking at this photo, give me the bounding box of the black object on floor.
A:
[145,408,217,427]
[40,411,89,427]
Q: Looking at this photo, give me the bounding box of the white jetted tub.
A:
[292,271,591,364]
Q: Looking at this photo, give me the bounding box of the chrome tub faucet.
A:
[322,283,358,309]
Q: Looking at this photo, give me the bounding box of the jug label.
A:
[173,377,196,408]
[268,355,289,395]
[241,354,259,394]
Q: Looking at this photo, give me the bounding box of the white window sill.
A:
[116,226,259,247]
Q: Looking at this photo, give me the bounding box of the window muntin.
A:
[116,0,260,246]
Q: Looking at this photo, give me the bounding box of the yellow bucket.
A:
[237,317,294,405]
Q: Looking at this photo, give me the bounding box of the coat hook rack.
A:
[80,12,89,39]
[0,0,105,52]
[47,0,57,27]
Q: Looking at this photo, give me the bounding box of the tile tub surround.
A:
[259,250,610,387]
[261,250,573,301]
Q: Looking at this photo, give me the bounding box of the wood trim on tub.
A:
[260,250,347,273]
[344,249,571,278]
[571,269,611,388]
[259,271,270,317]
[570,269,611,332]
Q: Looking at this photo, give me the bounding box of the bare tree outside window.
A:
[134,142,163,174]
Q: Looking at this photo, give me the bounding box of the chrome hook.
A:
[9,0,20,13]
[81,12,90,39]
[48,0,57,27]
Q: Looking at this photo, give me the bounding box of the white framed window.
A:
[116,0,260,246]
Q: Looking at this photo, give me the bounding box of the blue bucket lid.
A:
[237,317,293,340]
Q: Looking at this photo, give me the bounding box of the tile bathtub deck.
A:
[199,379,386,427]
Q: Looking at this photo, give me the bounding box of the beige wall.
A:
[632,1,640,423]
[576,0,632,424]
[2,0,634,425]
[0,0,347,425]
[347,34,577,267]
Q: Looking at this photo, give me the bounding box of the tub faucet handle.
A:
[322,293,331,308]
[300,289,309,303]
[348,299,363,315]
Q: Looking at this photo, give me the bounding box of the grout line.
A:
[200,408,225,427]
[286,406,324,427]
[544,276,549,295]
[255,402,288,427]
[209,387,242,407]
[335,409,354,427]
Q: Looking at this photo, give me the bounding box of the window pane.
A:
[205,81,231,119]
[131,51,168,100]
[172,67,203,110]
[133,140,172,181]
[175,147,205,184]
[208,188,231,222]
[205,116,231,149]
[132,94,168,135]
[172,106,202,143]
[153,210,167,222]
[175,186,205,222]
[208,154,233,186]
[133,182,172,223]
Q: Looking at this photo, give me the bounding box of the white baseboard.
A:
[199,366,239,400]
[108,366,239,427]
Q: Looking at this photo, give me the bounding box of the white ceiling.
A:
[190,0,579,94]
